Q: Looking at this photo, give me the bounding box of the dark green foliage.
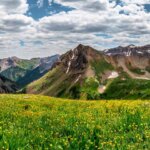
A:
[146,66,150,73]
[0,75,18,93]
[130,68,145,75]
[101,77,150,99]
[17,67,48,88]
[81,77,100,100]
[91,59,114,77]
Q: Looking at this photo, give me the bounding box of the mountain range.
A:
[0,55,59,88]
[0,44,150,99]
[26,44,150,100]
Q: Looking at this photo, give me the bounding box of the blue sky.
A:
[26,0,74,20]
[0,0,150,58]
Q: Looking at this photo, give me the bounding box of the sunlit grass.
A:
[0,94,150,149]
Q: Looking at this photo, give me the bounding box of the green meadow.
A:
[0,94,150,149]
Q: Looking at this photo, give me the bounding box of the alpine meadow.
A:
[0,0,150,150]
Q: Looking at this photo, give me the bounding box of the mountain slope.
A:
[0,75,17,93]
[26,44,114,99]
[100,76,150,99]
[104,45,150,79]
[17,55,60,87]
[0,57,41,82]
[0,55,60,88]
[26,44,150,100]
[0,57,40,72]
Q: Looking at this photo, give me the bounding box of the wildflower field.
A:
[0,94,150,150]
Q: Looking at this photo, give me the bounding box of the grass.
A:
[91,59,114,78]
[0,94,150,149]
[102,77,150,100]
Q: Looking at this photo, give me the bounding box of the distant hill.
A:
[0,55,60,88]
[1,66,29,82]
[104,44,150,80]
[0,57,41,82]
[17,55,60,87]
[26,44,150,100]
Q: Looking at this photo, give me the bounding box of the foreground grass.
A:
[0,95,150,150]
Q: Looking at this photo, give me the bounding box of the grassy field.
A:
[0,95,150,150]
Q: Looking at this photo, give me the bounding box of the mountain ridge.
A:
[0,55,60,87]
[26,44,150,99]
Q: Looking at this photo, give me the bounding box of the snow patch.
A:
[104,49,109,53]
[66,61,71,74]
[74,75,81,84]
[137,51,143,54]
[124,50,131,57]
[106,53,112,56]
[99,85,106,94]
[147,50,150,53]
[108,71,119,79]
[66,49,76,74]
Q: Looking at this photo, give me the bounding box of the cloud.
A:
[121,0,150,4]
[0,0,28,14]
[55,0,109,12]
[0,14,34,33]
[0,0,150,58]
[37,0,44,8]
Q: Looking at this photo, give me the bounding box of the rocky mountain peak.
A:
[104,44,150,57]
[60,44,102,74]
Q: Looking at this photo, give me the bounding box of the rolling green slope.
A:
[26,66,80,98]
[101,77,150,100]
[0,94,149,149]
